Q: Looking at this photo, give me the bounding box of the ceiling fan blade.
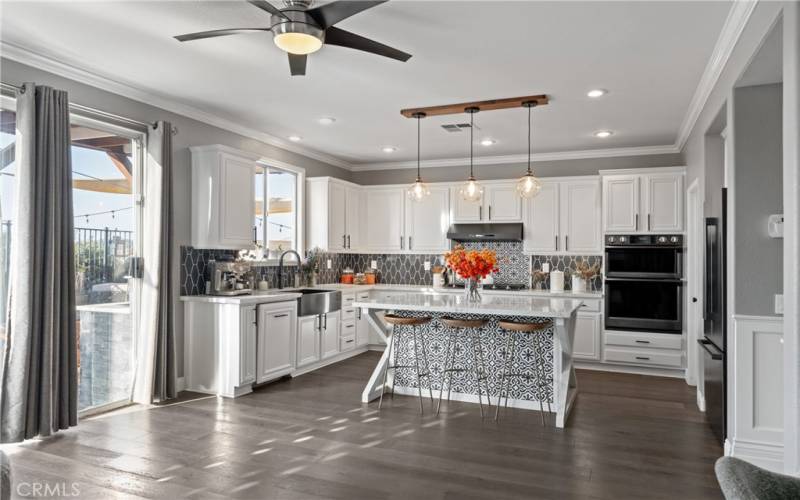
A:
[174,28,271,42]
[247,0,289,20]
[288,53,307,76]
[324,27,411,62]
[307,0,387,29]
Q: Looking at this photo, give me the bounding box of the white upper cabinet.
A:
[524,181,560,253]
[485,183,523,221]
[602,175,640,233]
[450,187,483,222]
[306,177,361,252]
[191,145,259,249]
[362,187,405,252]
[450,181,522,223]
[405,186,450,253]
[644,173,684,232]
[602,168,685,234]
[524,177,601,254]
[562,179,602,253]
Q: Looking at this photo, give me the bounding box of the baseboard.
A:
[729,438,785,473]
[367,344,386,352]
[697,387,706,412]
[574,361,685,378]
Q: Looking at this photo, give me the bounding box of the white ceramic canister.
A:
[550,270,565,292]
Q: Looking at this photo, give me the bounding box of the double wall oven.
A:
[604,234,683,333]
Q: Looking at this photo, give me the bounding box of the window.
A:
[254,163,302,259]
[0,101,16,352]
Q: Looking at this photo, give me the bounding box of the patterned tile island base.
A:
[387,310,555,405]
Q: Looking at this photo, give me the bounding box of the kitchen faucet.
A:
[277,249,302,289]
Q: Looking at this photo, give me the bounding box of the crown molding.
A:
[674,0,758,151]
[348,144,681,171]
[0,41,353,170]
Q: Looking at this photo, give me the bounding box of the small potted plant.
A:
[301,247,321,286]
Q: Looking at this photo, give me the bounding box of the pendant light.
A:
[406,112,430,201]
[516,100,542,198]
[459,106,483,202]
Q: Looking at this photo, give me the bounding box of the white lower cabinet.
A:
[573,312,601,361]
[356,292,371,347]
[321,311,341,360]
[256,302,297,383]
[239,305,258,386]
[297,315,321,367]
[602,330,683,368]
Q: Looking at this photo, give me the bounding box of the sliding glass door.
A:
[70,115,143,415]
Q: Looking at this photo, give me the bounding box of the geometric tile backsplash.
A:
[180,244,602,295]
[531,254,604,292]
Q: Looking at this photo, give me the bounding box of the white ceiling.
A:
[0,1,732,168]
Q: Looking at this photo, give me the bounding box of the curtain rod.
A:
[1,81,177,135]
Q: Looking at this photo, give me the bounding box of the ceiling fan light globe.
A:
[274,31,323,54]
[516,173,542,199]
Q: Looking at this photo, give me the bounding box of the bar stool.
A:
[379,314,435,413]
[495,319,553,424]
[437,317,491,418]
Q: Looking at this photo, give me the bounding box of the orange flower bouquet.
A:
[444,245,498,301]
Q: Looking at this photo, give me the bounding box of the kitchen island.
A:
[354,290,583,428]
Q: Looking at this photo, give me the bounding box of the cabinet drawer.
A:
[342,293,356,305]
[357,292,370,299]
[340,321,356,338]
[341,307,356,321]
[604,347,682,368]
[577,299,601,312]
[604,331,681,350]
[340,335,356,351]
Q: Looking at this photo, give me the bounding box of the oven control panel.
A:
[605,234,682,246]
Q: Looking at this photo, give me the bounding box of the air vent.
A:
[441,123,480,132]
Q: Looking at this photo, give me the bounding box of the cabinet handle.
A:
[555,235,558,251]
[408,236,413,250]
[357,308,362,320]
[323,313,327,330]
[343,234,347,248]
[479,206,482,220]
[635,356,650,361]
[566,235,569,251]
[647,214,651,232]
[400,235,404,250]
[347,235,351,249]
[635,213,639,231]
[273,313,289,318]
[635,340,650,344]
[346,339,354,344]
[488,205,492,220]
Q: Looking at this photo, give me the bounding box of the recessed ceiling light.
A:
[318,117,336,125]
[381,146,397,153]
[288,135,302,142]
[480,138,496,146]
[594,130,613,138]
[587,89,607,98]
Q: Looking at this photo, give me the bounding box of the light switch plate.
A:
[775,294,784,315]
[542,263,550,273]
[424,261,431,271]
[326,259,332,269]
[371,260,378,270]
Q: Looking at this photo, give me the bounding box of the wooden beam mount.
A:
[401,94,548,118]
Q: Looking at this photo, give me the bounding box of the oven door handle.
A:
[697,338,723,360]
[605,277,683,284]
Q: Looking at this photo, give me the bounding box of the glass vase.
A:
[464,278,481,302]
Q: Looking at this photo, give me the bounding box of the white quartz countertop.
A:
[179,283,602,305]
[353,291,584,319]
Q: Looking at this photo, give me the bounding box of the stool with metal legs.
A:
[436,317,491,418]
[378,314,434,413]
[494,319,553,424]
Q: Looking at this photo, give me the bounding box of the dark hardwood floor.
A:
[3,352,723,499]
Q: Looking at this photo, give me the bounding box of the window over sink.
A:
[253,162,304,261]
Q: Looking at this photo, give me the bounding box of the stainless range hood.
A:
[446,223,523,242]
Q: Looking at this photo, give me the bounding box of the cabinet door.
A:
[345,187,361,250]
[257,304,296,383]
[328,182,347,251]
[523,181,559,253]
[450,187,483,222]
[362,188,405,252]
[321,311,340,359]
[297,315,320,367]
[486,183,522,221]
[562,180,601,253]
[239,305,257,385]
[405,186,449,252]
[603,175,640,233]
[219,154,256,247]
[573,312,601,361]
[644,173,683,232]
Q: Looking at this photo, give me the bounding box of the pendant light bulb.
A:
[517,100,542,199]
[460,107,483,202]
[407,112,430,202]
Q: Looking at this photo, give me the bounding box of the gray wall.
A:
[351,153,683,185]
[734,83,783,316]
[0,58,352,377]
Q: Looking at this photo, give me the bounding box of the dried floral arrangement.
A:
[568,259,602,280]
[531,269,548,285]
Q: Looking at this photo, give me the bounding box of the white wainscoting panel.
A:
[730,315,784,472]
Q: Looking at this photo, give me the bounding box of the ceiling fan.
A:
[174,0,411,76]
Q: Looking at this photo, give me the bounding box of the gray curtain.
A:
[149,121,176,402]
[0,83,77,443]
